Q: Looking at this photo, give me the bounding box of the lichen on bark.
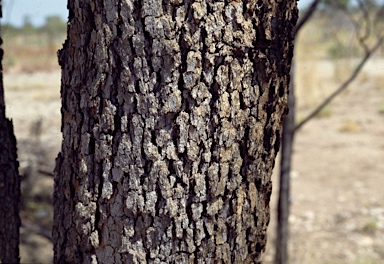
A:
[54,0,298,263]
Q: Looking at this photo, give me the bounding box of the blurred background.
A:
[1,0,384,263]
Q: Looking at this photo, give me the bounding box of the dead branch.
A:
[21,222,53,243]
[294,0,321,34]
[294,36,384,132]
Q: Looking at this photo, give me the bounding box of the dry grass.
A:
[2,32,64,73]
[378,104,384,115]
[339,119,361,133]
[360,219,379,234]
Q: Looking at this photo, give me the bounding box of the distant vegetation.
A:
[1,7,383,73]
[296,6,384,60]
[2,15,67,72]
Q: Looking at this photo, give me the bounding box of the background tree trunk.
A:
[275,61,295,264]
[0,4,21,263]
[54,1,297,263]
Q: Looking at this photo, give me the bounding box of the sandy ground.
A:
[265,57,384,263]
[3,56,384,263]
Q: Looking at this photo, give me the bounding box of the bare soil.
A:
[264,58,384,263]
[3,56,384,263]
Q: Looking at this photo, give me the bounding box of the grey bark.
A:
[0,3,21,263]
[53,1,298,263]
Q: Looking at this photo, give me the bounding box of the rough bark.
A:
[54,1,297,263]
[0,4,21,262]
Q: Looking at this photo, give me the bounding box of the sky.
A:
[2,0,68,27]
[1,0,313,27]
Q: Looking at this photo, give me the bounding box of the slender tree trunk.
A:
[275,61,295,264]
[0,4,21,263]
[274,3,320,262]
[53,1,298,263]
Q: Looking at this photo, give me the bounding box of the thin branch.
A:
[373,5,384,39]
[38,169,54,177]
[359,0,371,43]
[21,222,53,242]
[294,36,384,132]
[351,0,371,52]
[294,0,321,34]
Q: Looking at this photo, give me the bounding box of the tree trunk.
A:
[274,3,320,261]
[275,61,295,264]
[0,5,21,263]
[53,1,298,263]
